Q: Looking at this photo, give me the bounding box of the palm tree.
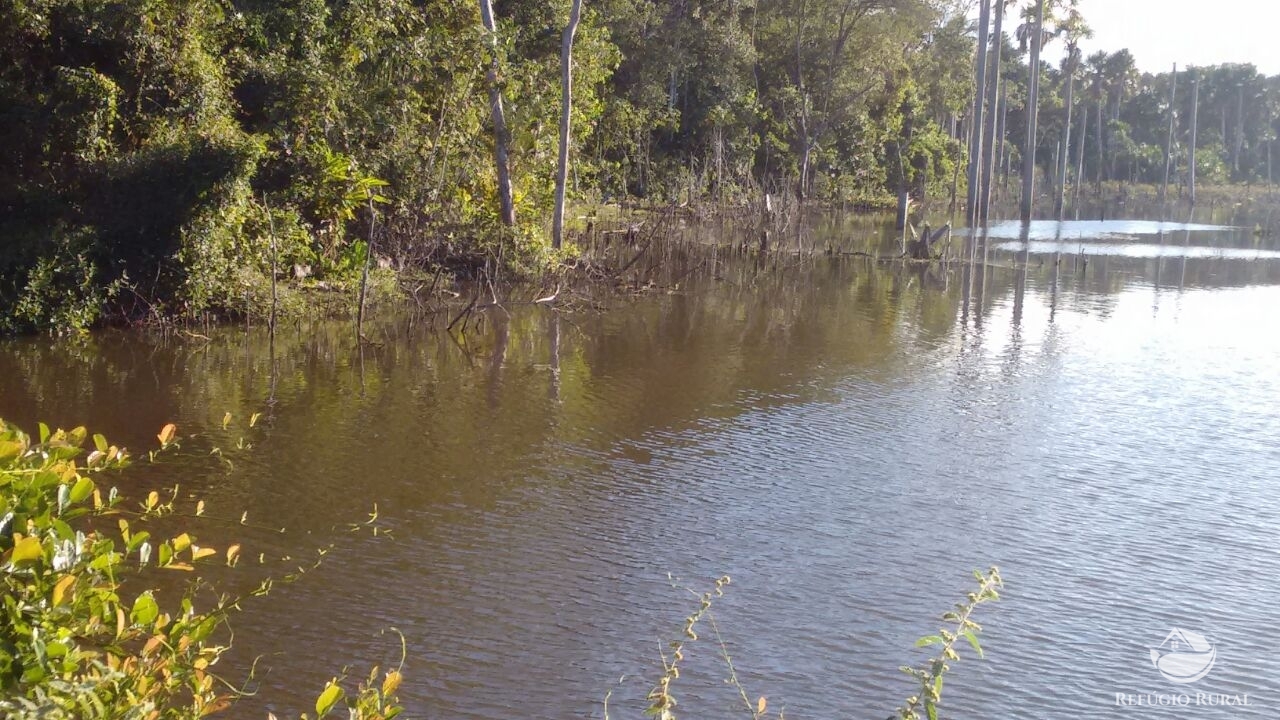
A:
[1084,51,1108,188]
[1101,50,1137,180]
[1017,0,1057,224]
[1054,7,1090,220]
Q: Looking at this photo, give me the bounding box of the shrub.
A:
[0,419,402,718]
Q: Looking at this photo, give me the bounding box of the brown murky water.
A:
[3,217,1280,718]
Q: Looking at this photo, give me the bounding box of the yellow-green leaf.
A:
[316,681,344,716]
[68,476,94,504]
[131,592,159,626]
[382,669,402,696]
[67,426,87,447]
[52,574,76,606]
[915,635,944,648]
[172,533,192,553]
[11,535,42,565]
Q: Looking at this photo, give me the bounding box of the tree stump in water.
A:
[905,222,951,260]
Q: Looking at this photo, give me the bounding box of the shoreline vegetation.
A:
[7,179,1280,339]
[0,417,1001,718]
[4,1,1279,335]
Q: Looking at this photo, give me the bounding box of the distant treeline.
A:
[2,0,1276,332]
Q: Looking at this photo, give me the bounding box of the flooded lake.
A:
[2,217,1280,718]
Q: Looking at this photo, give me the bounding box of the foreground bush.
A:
[0,419,401,718]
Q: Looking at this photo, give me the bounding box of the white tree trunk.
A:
[965,0,992,228]
[552,0,584,248]
[1189,75,1199,205]
[1019,0,1044,225]
[979,0,1005,223]
[1055,59,1075,221]
[1072,96,1087,219]
[479,0,516,227]
[1161,64,1178,208]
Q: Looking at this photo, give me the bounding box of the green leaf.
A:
[914,635,944,648]
[38,423,50,444]
[961,629,984,659]
[93,434,109,453]
[68,477,94,504]
[316,681,344,717]
[127,531,151,553]
[131,592,159,627]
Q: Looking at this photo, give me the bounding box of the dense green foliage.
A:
[2,0,1277,332]
[0,418,402,718]
[1005,48,1280,193]
[0,0,975,332]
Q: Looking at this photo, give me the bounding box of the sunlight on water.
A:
[982,219,1240,240]
[992,240,1280,259]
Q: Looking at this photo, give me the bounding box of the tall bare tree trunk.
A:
[980,0,1005,223]
[480,0,516,227]
[895,133,911,232]
[1096,100,1104,189]
[997,75,1009,197]
[1019,0,1044,225]
[1160,64,1178,208]
[552,0,584,249]
[1189,75,1199,205]
[966,0,992,228]
[1055,55,1076,220]
[1072,98,1087,218]
[793,0,810,202]
[1234,82,1244,175]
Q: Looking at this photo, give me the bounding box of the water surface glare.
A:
[992,240,1280,259]
[982,219,1241,240]
[2,234,1280,719]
